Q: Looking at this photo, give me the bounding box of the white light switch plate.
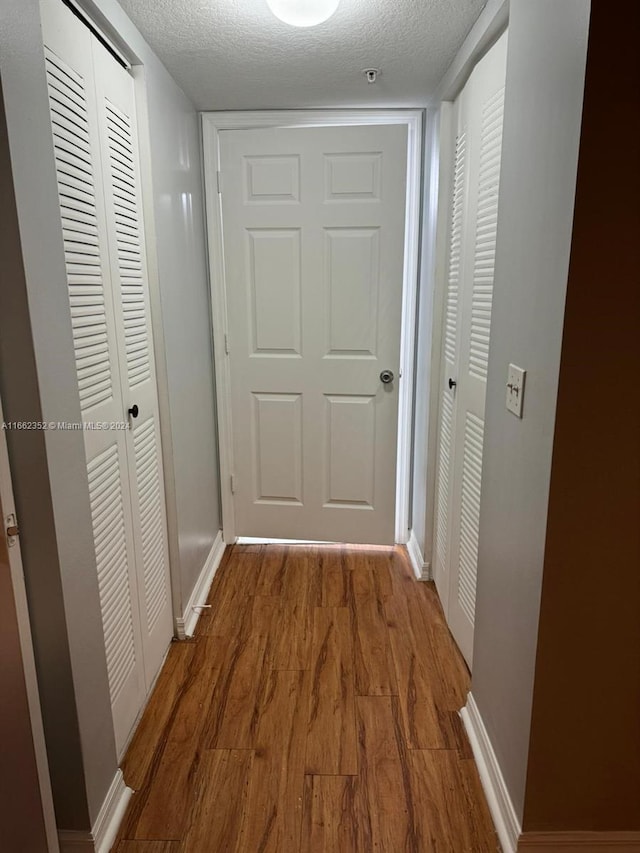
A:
[506,364,526,417]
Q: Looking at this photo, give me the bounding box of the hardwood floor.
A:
[114,544,499,852]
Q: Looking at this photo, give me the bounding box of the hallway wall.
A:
[470,0,591,823]
[0,2,117,827]
[0,0,222,833]
[522,0,640,831]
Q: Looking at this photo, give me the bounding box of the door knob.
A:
[128,404,139,418]
[380,370,394,384]
[448,378,457,390]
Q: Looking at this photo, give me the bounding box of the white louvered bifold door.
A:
[41,0,172,757]
[434,32,508,668]
[41,0,146,754]
[91,39,173,702]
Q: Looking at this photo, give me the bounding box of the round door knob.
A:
[448,378,457,390]
[380,370,394,384]
[128,404,139,418]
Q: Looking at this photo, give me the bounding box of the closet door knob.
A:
[448,378,457,390]
[128,404,139,418]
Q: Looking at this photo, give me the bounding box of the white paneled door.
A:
[219,125,408,544]
[433,32,508,667]
[41,0,172,756]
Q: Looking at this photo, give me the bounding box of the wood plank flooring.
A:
[114,544,499,852]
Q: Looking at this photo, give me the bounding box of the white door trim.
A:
[202,110,423,545]
[0,395,60,852]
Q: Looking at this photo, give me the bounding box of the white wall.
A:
[0,0,221,832]
[0,0,117,828]
[471,0,590,821]
[141,67,221,601]
[83,0,222,610]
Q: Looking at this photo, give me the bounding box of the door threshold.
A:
[236,537,399,549]
[236,537,337,545]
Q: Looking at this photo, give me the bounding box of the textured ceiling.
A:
[116,0,486,110]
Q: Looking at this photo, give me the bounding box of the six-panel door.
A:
[220,125,408,544]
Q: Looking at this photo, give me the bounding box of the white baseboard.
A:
[92,770,133,853]
[175,531,225,639]
[518,831,640,851]
[58,769,133,853]
[58,831,94,853]
[406,529,431,580]
[58,832,94,853]
[461,693,521,853]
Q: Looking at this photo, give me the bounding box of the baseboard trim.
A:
[461,693,521,853]
[407,530,431,580]
[58,831,94,853]
[58,769,133,853]
[518,831,640,851]
[175,531,225,639]
[92,769,133,853]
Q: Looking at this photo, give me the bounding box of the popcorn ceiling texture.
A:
[116,0,486,109]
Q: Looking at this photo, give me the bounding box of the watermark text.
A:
[2,421,130,431]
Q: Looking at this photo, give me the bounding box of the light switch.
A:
[506,364,526,418]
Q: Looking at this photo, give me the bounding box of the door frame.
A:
[202,110,423,545]
[0,395,59,852]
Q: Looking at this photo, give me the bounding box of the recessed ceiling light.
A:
[266,0,340,28]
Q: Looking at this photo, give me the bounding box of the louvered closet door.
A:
[91,39,173,689]
[434,32,508,668]
[41,0,146,753]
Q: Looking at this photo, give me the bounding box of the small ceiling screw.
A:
[363,68,380,84]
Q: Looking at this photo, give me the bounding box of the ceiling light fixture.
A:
[266,0,340,28]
